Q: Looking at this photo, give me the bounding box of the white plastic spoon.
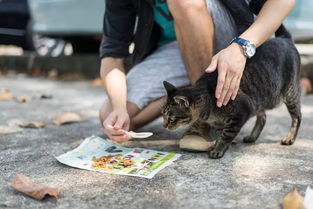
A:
[106,125,153,139]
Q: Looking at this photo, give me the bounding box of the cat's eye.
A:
[169,117,177,122]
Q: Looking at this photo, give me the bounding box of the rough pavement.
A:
[0,76,313,209]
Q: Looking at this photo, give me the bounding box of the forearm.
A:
[100,57,127,110]
[240,0,295,47]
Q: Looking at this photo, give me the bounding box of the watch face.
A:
[245,43,256,58]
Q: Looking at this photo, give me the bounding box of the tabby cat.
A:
[162,1,301,159]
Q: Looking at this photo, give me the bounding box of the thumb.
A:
[205,56,218,73]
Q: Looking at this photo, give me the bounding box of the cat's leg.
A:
[281,88,302,145]
[180,119,216,152]
[184,119,211,140]
[243,112,266,143]
[209,114,248,159]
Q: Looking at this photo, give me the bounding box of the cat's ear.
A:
[174,96,189,107]
[163,81,177,95]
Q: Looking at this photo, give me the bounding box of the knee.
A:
[168,0,206,17]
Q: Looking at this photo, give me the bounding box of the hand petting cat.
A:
[205,43,247,108]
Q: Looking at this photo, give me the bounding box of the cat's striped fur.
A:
[162,25,301,158]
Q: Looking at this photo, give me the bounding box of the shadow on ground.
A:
[0,76,312,209]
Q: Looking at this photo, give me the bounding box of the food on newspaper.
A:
[91,154,135,170]
[56,136,181,178]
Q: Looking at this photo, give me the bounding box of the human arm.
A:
[205,0,295,107]
[99,0,136,142]
[100,57,132,142]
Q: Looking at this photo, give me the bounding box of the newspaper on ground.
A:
[56,135,181,179]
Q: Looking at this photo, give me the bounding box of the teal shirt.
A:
[152,0,176,46]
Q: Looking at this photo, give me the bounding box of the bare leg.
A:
[131,97,166,130]
[168,0,215,84]
[99,97,166,131]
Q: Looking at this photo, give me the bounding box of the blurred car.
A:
[12,0,313,56]
[0,0,33,50]
[28,0,104,56]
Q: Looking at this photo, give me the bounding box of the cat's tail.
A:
[275,24,292,40]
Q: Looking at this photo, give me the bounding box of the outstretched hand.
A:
[102,108,132,143]
[205,43,247,107]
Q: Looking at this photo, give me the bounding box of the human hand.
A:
[102,108,132,143]
[205,43,247,107]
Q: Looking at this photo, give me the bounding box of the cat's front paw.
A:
[208,149,225,159]
[243,136,257,143]
[208,140,229,159]
[281,136,295,145]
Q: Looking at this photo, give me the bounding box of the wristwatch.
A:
[230,37,256,58]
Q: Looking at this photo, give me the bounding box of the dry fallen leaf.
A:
[18,121,45,129]
[60,73,84,81]
[53,112,82,125]
[31,67,41,76]
[15,95,31,103]
[283,187,305,209]
[48,69,58,79]
[0,126,21,134]
[91,77,103,86]
[40,94,53,99]
[0,89,14,101]
[12,173,60,200]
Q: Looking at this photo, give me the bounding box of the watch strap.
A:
[230,37,256,58]
[231,37,248,47]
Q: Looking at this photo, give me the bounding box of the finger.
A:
[103,115,117,128]
[205,56,218,73]
[109,136,124,143]
[110,131,127,136]
[105,127,124,136]
[218,72,232,107]
[104,125,124,136]
[114,118,125,129]
[119,135,132,142]
[110,134,132,143]
[231,76,241,100]
[215,67,226,101]
[223,76,237,106]
[109,134,126,142]
[103,121,115,130]
[122,121,130,131]
[108,113,117,124]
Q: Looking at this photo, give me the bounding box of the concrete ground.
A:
[0,76,313,209]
